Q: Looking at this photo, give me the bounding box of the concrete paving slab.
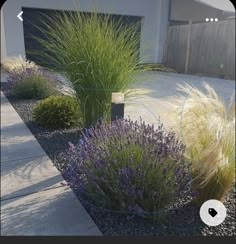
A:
[1,91,102,236]
[1,136,46,163]
[1,155,66,201]
[0,112,23,127]
[1,122,37,139]
[1,93,25,127]
[1,186,102,236]
[125,96,179,129]
[1,94,46,162]
[125,71,235,129]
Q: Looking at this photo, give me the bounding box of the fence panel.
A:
[164,19,235,79]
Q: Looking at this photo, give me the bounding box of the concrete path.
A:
[125,71,235,129]
[0,92,102,236]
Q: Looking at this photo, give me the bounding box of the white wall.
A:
[1,8,7,61]
[1,0,170,63]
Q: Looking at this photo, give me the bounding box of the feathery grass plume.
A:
[1,55,38,75]
[29,10,148,126]
[173,82,235,205]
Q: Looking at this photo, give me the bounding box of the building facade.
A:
[1,0,170,63]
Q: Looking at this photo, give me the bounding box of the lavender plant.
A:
[7,67,58,99]
[60,118,192,218]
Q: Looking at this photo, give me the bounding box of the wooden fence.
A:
[164,19,235,79]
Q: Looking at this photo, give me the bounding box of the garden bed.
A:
[1,84,235,236]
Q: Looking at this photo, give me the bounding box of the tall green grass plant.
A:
[31,11,146,126]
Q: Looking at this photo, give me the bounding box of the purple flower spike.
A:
[68,142,76,153]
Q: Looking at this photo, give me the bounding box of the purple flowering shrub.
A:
[60,118,192,218]
[6,67,58,99]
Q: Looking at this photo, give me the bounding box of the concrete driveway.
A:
[125,71,235,129]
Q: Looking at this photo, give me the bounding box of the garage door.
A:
[22,7,142,67]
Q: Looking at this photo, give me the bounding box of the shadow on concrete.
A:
[1,136,45,163]
[1,175,63,201]
[1,187,101,236]
[1,122,31,136]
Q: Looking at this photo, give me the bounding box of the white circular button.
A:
[199,199,227,226]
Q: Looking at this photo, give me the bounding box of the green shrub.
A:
[173,82,235,205]
[9,68,56,99]
[33,96,83,129]
[31,11,149,126]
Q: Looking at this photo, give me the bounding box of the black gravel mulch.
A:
[1,84,235,236]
